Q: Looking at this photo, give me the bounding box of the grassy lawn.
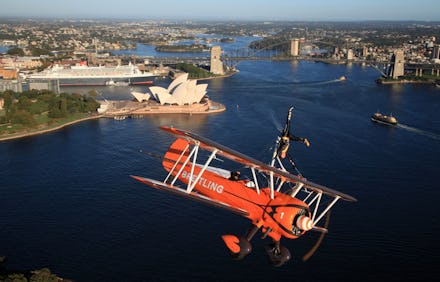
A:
[1,90,100,139]
[0,112,92,138]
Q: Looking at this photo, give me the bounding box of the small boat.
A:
[371,112,398,126]
[114,115,127,121]
[106,80,130,87]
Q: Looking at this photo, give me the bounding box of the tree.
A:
[48,97,67,118]
[88,90,98,99]
[176,63,212,78]
[11,110,37,127]
[29,46,50,57]
[7,47,24,56]
[17,96,32,111]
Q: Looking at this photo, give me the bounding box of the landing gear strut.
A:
[265,240,291,267]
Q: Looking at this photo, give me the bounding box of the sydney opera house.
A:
[100,73,224,116]
[131,73,208,105]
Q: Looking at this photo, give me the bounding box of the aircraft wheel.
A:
[265,243,291,267]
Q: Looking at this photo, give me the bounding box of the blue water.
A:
[114,35,258,57]
[1,60,440,281]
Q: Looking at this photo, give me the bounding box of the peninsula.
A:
[0,90,101,141]
[155,44,210,53]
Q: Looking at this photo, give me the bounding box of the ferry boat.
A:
[371,112,398,126]
[28,63,155,86]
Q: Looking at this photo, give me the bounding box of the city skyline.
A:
[1,0,439,21]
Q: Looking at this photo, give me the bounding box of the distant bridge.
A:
[128,38,302,67]
[144,38,341,67]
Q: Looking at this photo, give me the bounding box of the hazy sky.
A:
[1,0,439,21]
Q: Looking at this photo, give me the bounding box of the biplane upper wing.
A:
[130,175,250,217]
[160,126,357,203]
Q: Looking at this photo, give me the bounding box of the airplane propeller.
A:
[302,210,331,262]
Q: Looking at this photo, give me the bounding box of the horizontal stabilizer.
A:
[131,175,249,217]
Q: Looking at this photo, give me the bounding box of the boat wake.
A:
[283,77,345,86]
[256,77,346,87]
[309,78,346,85]
[396,124,440,141]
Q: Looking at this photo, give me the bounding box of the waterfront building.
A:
[0,57,42,70]
[132,73,208,106]
[0,68,18,79]
[0,80,23,92]
[347,49,354,61]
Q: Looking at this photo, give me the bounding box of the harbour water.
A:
[1,60,440,281]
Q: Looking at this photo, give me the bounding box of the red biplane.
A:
[131,106,356,266]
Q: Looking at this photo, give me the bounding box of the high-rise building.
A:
[431,45,440,60]
[362,46,369,58]
[210,46,224,75]
[347,49,354,61]
[290,39,299,57]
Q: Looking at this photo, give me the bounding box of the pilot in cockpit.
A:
[229,170,241,181]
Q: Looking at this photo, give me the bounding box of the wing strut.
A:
[187,148,218,193]
[169,143,195,186]
[250,167,260,194]
[165,142,190,184]
[313,196,340,225]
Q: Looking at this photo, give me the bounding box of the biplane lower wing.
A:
[160,126,357,203]
[130,175,249,217]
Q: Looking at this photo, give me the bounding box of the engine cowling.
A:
[272,206,313,237]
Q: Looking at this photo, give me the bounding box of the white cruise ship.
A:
[28,63,156,86]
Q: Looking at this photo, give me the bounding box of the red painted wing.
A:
[160,126,357,202]
[131,175,250,217]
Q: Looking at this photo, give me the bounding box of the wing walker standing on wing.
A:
[131,106,356,267]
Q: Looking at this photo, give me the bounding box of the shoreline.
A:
[376,78,435,85]
[196,71,238,81]
[0,115,102,142]
[0,101,226,142]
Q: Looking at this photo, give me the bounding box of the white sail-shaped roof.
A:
[131,91,151,102]
[168,73,189,93]
[134,73,207,106]
[193,84,208,104]
[171,80,189,104]
[185,80,198,103]
[149,86,173,104]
